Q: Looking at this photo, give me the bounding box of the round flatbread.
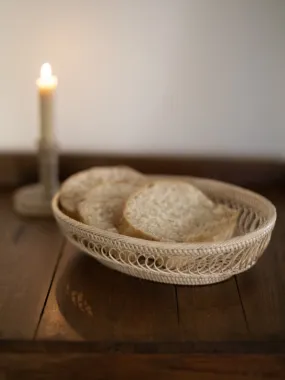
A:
[78,182,140,232]
[119,180,238,243]
[60,166,144,218]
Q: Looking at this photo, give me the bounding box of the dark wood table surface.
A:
[0,183,285,379]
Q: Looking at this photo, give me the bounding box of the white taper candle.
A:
[36,63,58,145]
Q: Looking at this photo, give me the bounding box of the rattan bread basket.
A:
[52,176,276,285]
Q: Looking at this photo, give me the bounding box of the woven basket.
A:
[52,176,276,285]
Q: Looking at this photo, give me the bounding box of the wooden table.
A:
[0,184,285,379]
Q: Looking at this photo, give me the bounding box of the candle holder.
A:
[13,139,59,217]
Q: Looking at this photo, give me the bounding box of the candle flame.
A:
[37,62,57,89]
[40,63,52,80]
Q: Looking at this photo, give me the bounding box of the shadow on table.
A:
[55,250,171,340]
[55,253,99,339]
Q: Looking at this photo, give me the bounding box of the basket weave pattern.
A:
[52,177,276,285]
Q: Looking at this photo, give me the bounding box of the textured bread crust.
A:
[119,181,238,243]
[59,166,145,219]
[185,205,239,243]
[78,182,140,232]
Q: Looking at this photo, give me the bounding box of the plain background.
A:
[0,0,284,157]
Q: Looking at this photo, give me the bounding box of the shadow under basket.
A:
[52,176,276,286]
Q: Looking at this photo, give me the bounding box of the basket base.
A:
[95,257,233,286]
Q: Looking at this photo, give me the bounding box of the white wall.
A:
[0,0,284,157]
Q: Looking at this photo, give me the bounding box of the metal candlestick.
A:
[13,139,59,217]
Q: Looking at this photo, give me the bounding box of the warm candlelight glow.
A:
[37,62,58,89]
[37,62,57,146]
[41,63,52,80]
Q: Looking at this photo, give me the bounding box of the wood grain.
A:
[1,153,285,187]
[236,186,285,339]
[37,243,179,341]
[0,180,284,378]
[0,349,284,380]
[0,192,63,339]
[176,279,247,341]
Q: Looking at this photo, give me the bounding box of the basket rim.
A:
[52,176,277,251]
